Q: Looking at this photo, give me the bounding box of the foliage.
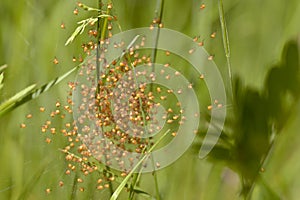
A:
[0,0,300,200]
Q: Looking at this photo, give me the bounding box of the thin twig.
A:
[218,0,233,103]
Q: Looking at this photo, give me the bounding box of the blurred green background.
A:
[0,0,300,199]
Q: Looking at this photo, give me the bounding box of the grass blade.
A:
[110,130,170,200]
[133,187,156,199]
[0,64,7,90]
[0,72,4,90]
[71,173,79,200]
[0,65,80,117]
[218,0,233,102]
[0,84,36,116]
[17,160,56,199]
[65,15,112,46]
[0,64,7,73]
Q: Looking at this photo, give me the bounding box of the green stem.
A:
[114,35,147,199]
[71,173,79,200]
[218,0,233,103]
[150,0,164,90]
[123,34,163,199]
[149,1,165,199]
[152,156,161,200]
[96,0,102,84]
[125,42,149,136]
[96,0,112,83]
[110,130,170,200]
[96,0,115,196]
[125,48,150,200]
[244,138,276,199]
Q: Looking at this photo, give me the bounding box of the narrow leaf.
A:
[0,84,36,116]
[65,23,86,46]
[133,187,156,199]
[0,72,4,90]
[65,15,112,46]
[79,3,102,12]
[0,64,7,73]
[110,130,170,200]
[218,0,233,102]
[18,160,55,199]
[0,65,80,117]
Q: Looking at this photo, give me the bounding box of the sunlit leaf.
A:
[65,15,112,46]
[0,64,7,90]
[0,64,7,73]
[0,65,80,117]
[0,73,4,90]
[0,84,36,117]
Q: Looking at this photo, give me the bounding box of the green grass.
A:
[1,0,300,199]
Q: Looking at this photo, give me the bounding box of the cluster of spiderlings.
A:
[18,0,224,195]
[72,43,181,172]
[150,17,164,30]
[50,0,176,192]
[20,1,122,194]
[81,41,97,55]
[20,83,120,194]
[97,63,157,136]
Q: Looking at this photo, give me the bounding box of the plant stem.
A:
[96,0,112,83]
[96,0,115,196]
[110,130,170,200]
[244,137,276,199]
[96,0,102,84]
[218,0,233,103]
[152,156,161,200]
[150,0,165,91]
[239,124,278,199]
[151,0,165,64]
[148,1,165,199]
[125,43,151,200]
[71,173,79,200]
